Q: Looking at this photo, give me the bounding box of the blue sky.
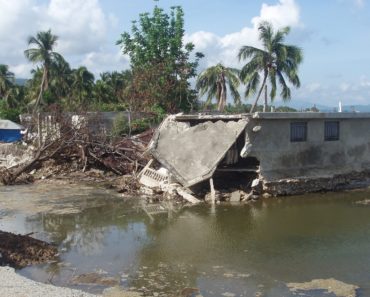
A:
[1,0,370,107]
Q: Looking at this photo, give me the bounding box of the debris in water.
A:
[71,272,119,286]
[287,278,359,297]
[0,230,58,268]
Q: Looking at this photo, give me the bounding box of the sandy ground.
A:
[0,266,98,297]
[0,267,144,297]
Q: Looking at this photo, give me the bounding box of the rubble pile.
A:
[0,129,154,185]
[0,231,58,268]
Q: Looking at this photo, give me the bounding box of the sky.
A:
[1,0,370,107]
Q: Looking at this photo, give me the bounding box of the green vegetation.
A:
[0,6,303,124]
[117,5,204,112]
[196,63,240,112]
[238,21,303,113]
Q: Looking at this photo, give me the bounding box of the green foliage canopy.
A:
[117,6,203,112]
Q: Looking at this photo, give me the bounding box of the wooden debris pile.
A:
[87,128,154,175]
[0,231,58,268]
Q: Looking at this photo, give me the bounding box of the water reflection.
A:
[1,184,370,296]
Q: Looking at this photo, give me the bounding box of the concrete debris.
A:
[176,187,201,204]
[251,178,260,188]
[252,125,261,132]
[229,190,242,203]
[138,160,201,204]
[0,143,35,169]
[150,117,248,187]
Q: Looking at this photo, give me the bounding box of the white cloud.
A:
[340,82,350,91]
[306,83,321,93]
[81,51,130,77]
[354,0,365,8]
[186,0,301,69]
[0,0,118,77]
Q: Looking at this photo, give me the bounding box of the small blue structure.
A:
[0,119,24,143]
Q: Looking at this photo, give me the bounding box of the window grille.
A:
[290,122,307,142]
[325,121,339,141]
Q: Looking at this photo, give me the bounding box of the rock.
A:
[180,287,200,297]
[71,272,119,286]
[252,125,262,132]
[287,278,359,297]
[251,178,260,188]
[251,195,260,201]
[262,192,272,198]
[241,191,253,202]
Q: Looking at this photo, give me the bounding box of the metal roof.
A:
[0,120,23,130]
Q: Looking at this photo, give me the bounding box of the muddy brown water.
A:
[1,183,370,296]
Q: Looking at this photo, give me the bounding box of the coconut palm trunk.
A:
[250,72,267,114]
[35,66,47,109]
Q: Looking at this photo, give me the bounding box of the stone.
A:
[252,125,262,132]
[251,178,260,188]
[262,193,272,198]
[251,195,260,201]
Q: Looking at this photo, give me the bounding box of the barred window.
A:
[291,122,307,142]
[325,121,340,141]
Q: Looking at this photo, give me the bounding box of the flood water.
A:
[1,183,370,296]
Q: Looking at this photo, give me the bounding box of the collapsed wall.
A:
[145,112,370,199]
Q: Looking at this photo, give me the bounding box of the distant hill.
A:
[342,105,370,112]
[15,78,28,86]
[273,100,370,112]
[274,100,334,112]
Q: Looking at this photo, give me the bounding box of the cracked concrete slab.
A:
[150,118,248,187]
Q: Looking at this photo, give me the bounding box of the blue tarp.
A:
[0,129,22,142]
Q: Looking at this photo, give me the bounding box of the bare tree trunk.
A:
[249,73,268,114]
[35,67,46,110]
[263,85,268,112]
[217,74,227,112]
[218,85,226,111]
[37,113,42,149]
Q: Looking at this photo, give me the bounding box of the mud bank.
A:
[263,170,370,196]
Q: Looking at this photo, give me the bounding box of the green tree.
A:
[196,63,241,111]
[0,64,15,102]
[117,5,203,112]
[71,66,95,108]
[238,21,303,113]
[49,55,72,104]
[24,29,63,109]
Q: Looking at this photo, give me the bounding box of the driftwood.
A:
[0,112,154,185]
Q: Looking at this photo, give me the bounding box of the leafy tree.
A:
[196,63,241,111]
[24,29,63,110]
[0,64,15,102]
[117,5,203,112]
[238,21,303,113]
[49,55,72,104]
[70,66,94,108]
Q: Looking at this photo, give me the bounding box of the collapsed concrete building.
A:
[141,112,370,200]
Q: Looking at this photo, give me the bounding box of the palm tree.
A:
[71,66,95,108]
[49,55,72,102]
[196,63,241,111]
[24,29,63,109]
[0,64,15,101]
[238,21,303,113]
